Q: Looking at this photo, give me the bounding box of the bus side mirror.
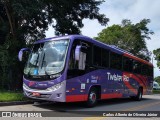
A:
[75,45,86,70]
[18,48,31,61]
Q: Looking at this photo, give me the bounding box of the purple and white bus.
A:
[18,35,153,107]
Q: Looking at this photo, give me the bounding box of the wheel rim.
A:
[139,91,142,99]
[89,92,96,103]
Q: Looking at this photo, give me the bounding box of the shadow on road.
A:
[33,97,151,112]
[31,96,159,116]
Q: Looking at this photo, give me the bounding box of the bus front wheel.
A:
[86,88,97,107]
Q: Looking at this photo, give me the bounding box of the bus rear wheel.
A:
[135,88,143,101]
[86,88,97,107]
[131,88,143,101]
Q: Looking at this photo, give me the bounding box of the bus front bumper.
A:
[23,81,66,102]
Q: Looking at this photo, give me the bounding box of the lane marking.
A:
[83,117,105,120]
[123,101,160,111]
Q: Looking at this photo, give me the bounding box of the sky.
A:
[46,0,160,77]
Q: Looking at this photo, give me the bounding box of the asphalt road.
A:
[0,94,160,120]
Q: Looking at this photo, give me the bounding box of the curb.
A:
[0,100,41,106]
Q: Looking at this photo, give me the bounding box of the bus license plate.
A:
[32,92,40,97]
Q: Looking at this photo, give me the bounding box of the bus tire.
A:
[135,88,143,101]
[86,88,97,107]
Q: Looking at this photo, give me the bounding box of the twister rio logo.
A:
[107,72,129,82]
[107,72,146,94]
[29,81,36,87]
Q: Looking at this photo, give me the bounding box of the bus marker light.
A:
[72,88,75,90]
[32,92,40,97]
[66,90,69,92]
[80,90,85,92]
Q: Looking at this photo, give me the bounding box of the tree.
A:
[154,76,160,84]
[0,0,109,40]
[95,19,154,61]
[0,0,109,90]
[153,48,160,68]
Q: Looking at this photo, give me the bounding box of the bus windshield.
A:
[24,39,69,76]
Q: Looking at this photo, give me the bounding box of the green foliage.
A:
[153,89,160,94]
[153,48,160,68]
[1,0,108,39]
[0,91,28,102]
[0,0,108,90]
[95,19,154,61]
[154,76,160,84]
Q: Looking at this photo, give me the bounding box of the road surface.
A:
[0,94,160,120]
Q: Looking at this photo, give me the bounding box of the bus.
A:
[18,35,153,107]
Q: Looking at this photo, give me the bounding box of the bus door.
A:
[66,39,92,100]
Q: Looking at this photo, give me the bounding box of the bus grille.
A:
[26,91,51,98]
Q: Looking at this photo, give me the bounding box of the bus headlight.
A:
[46,82,63,91]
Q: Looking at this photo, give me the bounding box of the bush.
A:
[0,91,28,102]
[153,90,160,94]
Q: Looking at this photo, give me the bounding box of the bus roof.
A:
[35,35,153,66]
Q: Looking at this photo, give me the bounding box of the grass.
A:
[0,91,29,102]
[153,89,160,94]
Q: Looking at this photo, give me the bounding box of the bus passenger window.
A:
[110,52,122,70]
[101,49,109,68]
[68,46,78,70]
[141,64,148,76]
[93,46,101,66]
[133,61,141,74]
[123,57,133,72]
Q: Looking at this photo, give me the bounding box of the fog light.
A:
[57,93,61,98]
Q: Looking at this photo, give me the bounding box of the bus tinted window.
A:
[101,48,109,68]
[141,65,153,77]
[68,40,79,70]
[149,66,153,77]
[93,46,102,66]
[133,60,141,74]
[83,42,92,69]
[141,64,148,76]
[123,57,133,72]
[110,52,122,70]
